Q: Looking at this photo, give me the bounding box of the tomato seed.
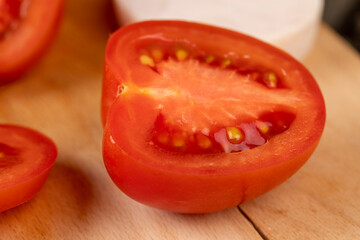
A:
[176,49,188,61]
[226,127,244,144]
[196,134,212,149]
[140,55,155,67]
[152,111,294,154]
[255,120,270,134]
[205,55,215,64]
[264,72,277,88]
[151,49,163,62]
[139,42,284,89]
[172,132,186,148]
[221,59,231,68]
[258,111,295,135]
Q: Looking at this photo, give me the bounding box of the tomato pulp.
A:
[102,21,326,213]
[0,0,63,84]
[0,125,57,213]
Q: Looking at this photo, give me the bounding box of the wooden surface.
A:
[1,0,360,239]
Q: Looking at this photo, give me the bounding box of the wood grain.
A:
[240,25,360,239]
[0,0,262,239]
[1,0,360,239]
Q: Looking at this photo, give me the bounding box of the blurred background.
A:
[324,0,360,51]
[113,0,360,59]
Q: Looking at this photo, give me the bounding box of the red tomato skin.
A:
[0,167,52,213]
[101,63,120,125]
[0,125,57,213]
[104,125,319,213]
[102,21,326,213]
[0,0,64,84]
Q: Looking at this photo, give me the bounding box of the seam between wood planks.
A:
[237,206,269,240]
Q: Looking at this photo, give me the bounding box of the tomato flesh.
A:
[137,39,285,89]
[0,0,24,37]
[0,143,21,168]
[129,40,296,154]
[102,21,326,213]
[152,111,295,154]
[0,125,57,213]
[0,0,63,83]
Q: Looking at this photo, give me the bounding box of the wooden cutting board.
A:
[1,0,360,239]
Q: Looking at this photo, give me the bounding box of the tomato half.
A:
[102,21,325,213]
[0,0,64,84]
[0,125,57,213]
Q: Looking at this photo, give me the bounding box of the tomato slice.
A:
[0,124,57,213]
[0,0,64,84]
[102,21,326,213]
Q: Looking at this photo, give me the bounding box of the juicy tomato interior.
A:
[0,143,21,168]
[0,125,55,188]
[0,125,57,212]
[152,111,295,154]
[138,40,286,88]
[0,0,25,37]
[0,0,63,83]
[117,39,298,154]
[102,21,325,213]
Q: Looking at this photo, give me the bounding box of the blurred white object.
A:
[113,0,324,60]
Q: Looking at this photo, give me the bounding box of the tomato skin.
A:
[104,128,319,213]
[103,96,323,213]
[102,62,121,125]
[0,125,57,213]
[0,0,64,84]
[102,21,326,213]
[0,166,52,213]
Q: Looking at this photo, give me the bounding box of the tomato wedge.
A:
[0,125,57,213]
[102,21,325,213]
[0,0,64,84]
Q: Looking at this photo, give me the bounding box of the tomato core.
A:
[0,0,25,37]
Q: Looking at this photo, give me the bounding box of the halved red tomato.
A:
[102,21,325,213]
[0,0,64,84]
[0,124,57,213]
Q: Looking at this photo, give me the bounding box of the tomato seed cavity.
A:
[0,143,20,168]
[0,0,25,37]
[152,111,295,154]
[138,42,283,89]
[139,41,293,153]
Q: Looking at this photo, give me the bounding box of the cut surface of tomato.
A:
[0,0,63,84]
[0,0,22,36]
[102,21,326,213]
[0,124,57,213]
